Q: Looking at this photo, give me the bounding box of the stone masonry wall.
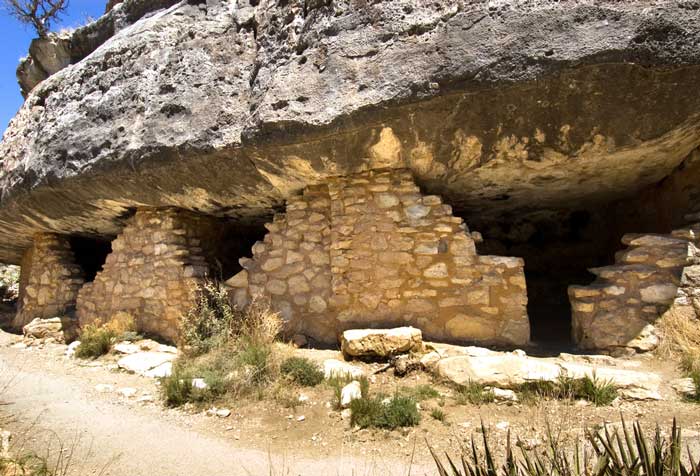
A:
[228,169,529,346]
[569,229,700,352]
[13,233,85,328]
[76,209,212,342]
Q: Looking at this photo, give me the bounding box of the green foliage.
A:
[326,373,357,410]
[237,342,272,384]
[75,325,116,359]
[517,373,617,406]
[349,385,420,430]
[161,281,284,407]
[688,370,700,403]
[430,418,700,476]
[430,408,446,423]
[179,282,281,356]
[280,357,324,387]
[400,384,440,401]
[161,366,195,407]
[455,381,495,405]
[179,281,238,356]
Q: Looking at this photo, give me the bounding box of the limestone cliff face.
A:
[0,0,699,263]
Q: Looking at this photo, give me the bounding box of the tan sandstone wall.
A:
[14,233,85,328]
[76,209,212,342]
[569,229,700,352]
[228,169,529,346]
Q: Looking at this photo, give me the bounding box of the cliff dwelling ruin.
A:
[1,0,700,356]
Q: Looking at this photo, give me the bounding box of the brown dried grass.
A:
[656,306,700,373]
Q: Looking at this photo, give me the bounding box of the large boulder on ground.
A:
[22,317,77,343]
[435,347,662,401]
[341,327,423,359]
[117,351,176,377]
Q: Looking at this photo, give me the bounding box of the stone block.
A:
[341,327,423,358]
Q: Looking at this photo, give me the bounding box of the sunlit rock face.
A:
[0,0,699,264]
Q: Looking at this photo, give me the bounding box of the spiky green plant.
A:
[430,418,700,476]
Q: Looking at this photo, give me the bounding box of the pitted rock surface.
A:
[0,1,699,262]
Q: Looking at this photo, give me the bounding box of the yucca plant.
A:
[430,418,700,476]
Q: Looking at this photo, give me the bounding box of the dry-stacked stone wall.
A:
[76,209,212,342]
[228,169,529,346]
[13,233,84,328]
[569,229,700,352]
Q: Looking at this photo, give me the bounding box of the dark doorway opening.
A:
[69,236,112,282]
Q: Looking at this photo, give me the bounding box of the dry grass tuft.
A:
[656,307,700,365]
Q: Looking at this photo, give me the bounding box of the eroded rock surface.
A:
[433,346,663,401]
[0,1,699,263]
[341,327,423,359]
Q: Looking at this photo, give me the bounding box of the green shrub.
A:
[161,367,195,407]
[687,370,700,403]
[280,357,324,387]
[75,325,116,359]
[430,408,446,423]
[455,381,495,405]
[180,282,281,356]
[400,384,440,401]
[350,393,420,430]
[237,342,272,384]
[577,375,617,406]
[430,418,700,476]
[516,373,617,406]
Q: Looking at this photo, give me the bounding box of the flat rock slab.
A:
[117,352,176,377]
[341,327,422,359]
[436,347,663,401]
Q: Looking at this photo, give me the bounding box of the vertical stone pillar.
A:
[76,209,211,342]
[13,233,85,328]
[228,169,530,346]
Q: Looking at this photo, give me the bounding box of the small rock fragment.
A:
[340,381,362,408]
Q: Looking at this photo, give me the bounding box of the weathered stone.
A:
[323,359,364,380]
[640,284,678,303]
[423,263,448,278]
[436,347,662,400]
[341,327,423,358]
[22,317,74,343]
[117,352,177,377]
[340,381,362,408]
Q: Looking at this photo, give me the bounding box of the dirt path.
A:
[0,337,432,476]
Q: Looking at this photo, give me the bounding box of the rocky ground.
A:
[0,329,699,475]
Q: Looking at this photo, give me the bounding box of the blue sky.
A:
[1,0,105,136]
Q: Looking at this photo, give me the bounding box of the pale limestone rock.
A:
[117,352,176,377]
[640,284,678,303]
[436,347,662,401]
[144,361,173,378]
[625,324,660,352]
[340,381,362,408]
[192,378,208,389]
[225,269,248,288]
[323,359,364,380]
[671,378,696,397]
[113,342,140,354]
[419,351,442,370]
[22,317,70,342]
[491,388,518,403]
[117,387,137,398]
[341,327,422,358]
[65,340,80,357]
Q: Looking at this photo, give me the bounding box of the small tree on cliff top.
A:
[2,0,69,38]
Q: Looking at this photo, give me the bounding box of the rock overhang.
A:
[0,0,699,263]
